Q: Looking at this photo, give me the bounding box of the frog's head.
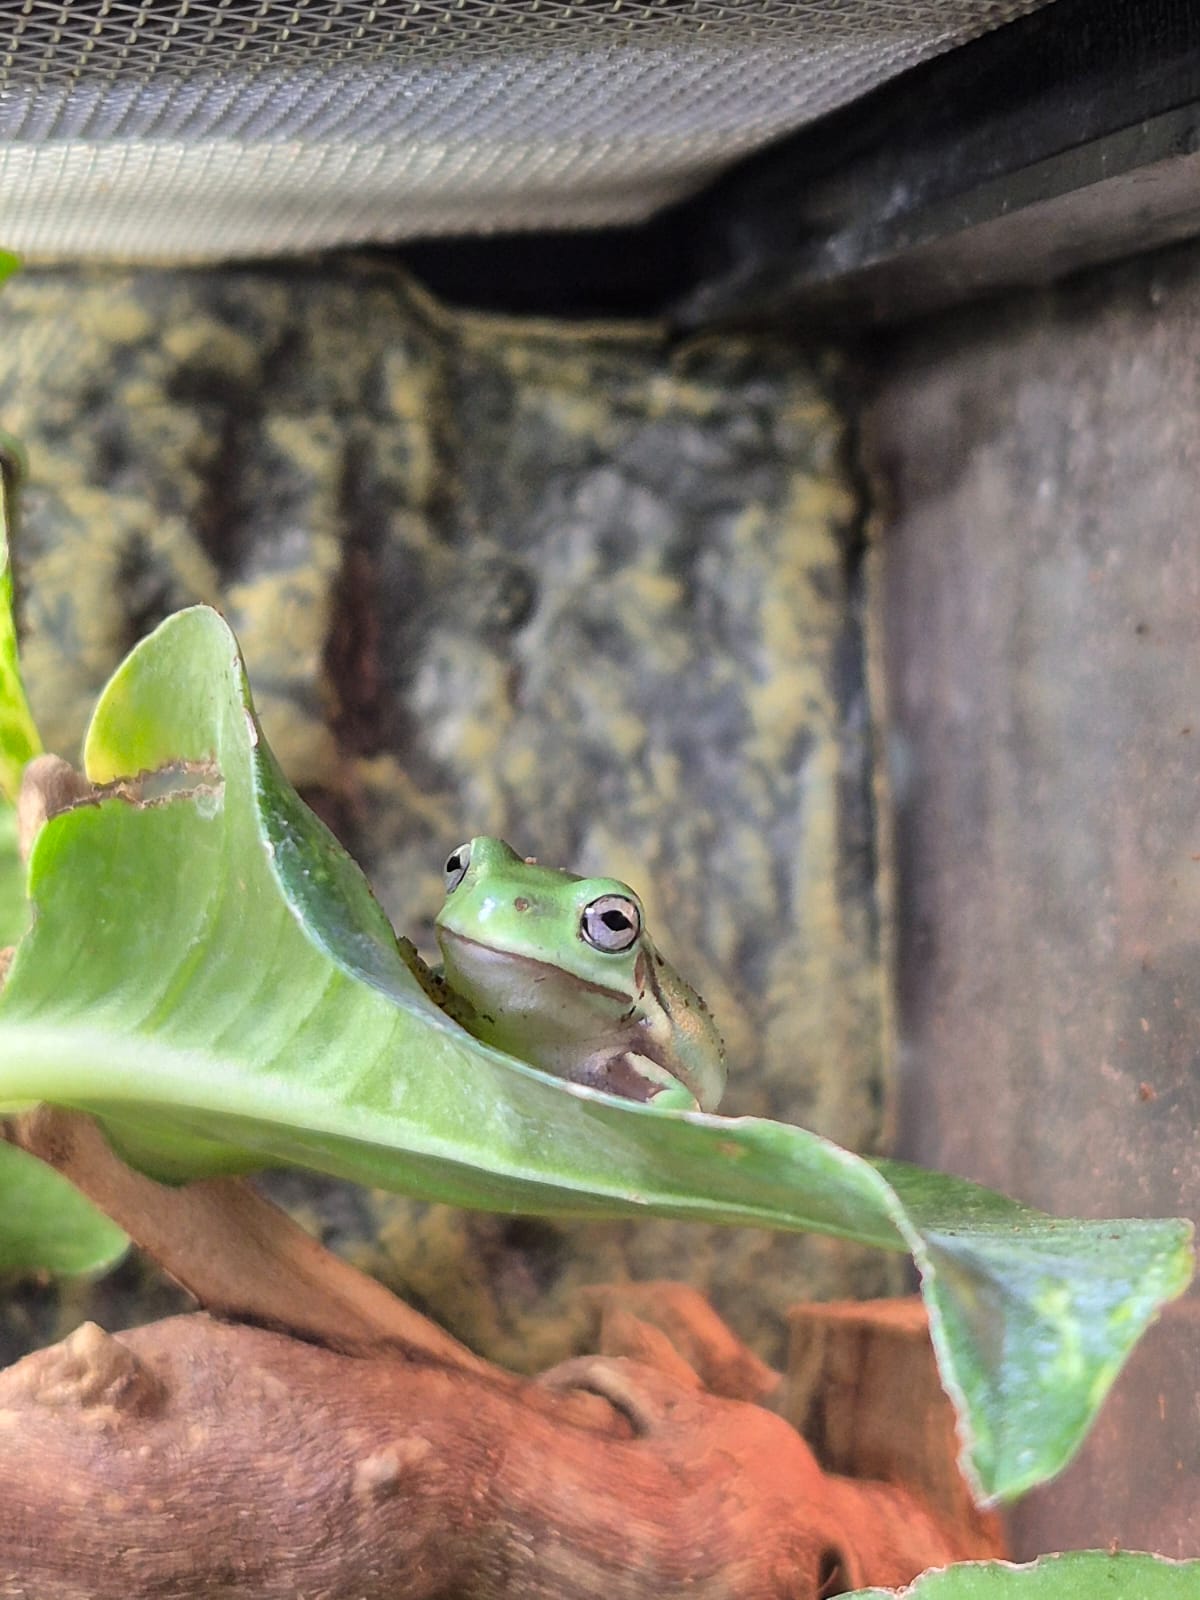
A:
[434,836,725,1110]
[435,836,648,1006]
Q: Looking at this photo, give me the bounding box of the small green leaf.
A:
[0,253,16,290]
[0,608,1191,1501]
[0,436,42,801]
[848,1550,1200,1599]
[0,1138,127,1276]
[0,802,27,946]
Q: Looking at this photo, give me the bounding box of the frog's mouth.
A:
[436,926,633,1006]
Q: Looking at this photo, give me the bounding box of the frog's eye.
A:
[581,894,641,953]
[443,842,472,892]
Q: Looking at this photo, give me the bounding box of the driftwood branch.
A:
[0,1110,1004,1598]
[786,1297,1005,1563]
[9,1104,489,1369]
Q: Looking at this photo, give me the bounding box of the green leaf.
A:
[0,1138,127,1277]
[0,428,33,941]
[0,253,16,291]
[0,608,1191,1502]
[0,434,42,801]
[0,424,123,1279]
[0,802,27,946]
[848,1550,1200,1599]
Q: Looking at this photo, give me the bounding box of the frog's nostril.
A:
[513,897,530,912]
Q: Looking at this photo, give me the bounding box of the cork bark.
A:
[0,1109,1002,1598]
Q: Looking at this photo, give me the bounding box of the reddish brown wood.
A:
[786,1297,1006,1560]
[0,1310,989,1600]
[0,1111,1005,1597]
[585,1281,782,1404]
[8,1106,490,1374]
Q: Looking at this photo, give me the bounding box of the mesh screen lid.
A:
[0,0,1056,260]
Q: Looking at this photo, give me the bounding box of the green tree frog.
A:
[434,837,725,1111]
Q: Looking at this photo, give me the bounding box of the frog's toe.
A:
[647,1082,700,1112]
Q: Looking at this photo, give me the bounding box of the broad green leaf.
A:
[0,1137,127,1276]
[0,432,41,800]
[0,420,125,1278]
[849,1550,1200,1599]
[0,608,1191,1502]
[0,802,26,946]
[4,803,125,1281]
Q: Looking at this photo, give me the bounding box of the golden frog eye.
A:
[443,842,472,893]
[581,894,641,953]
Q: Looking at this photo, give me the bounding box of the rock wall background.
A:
[0,260,894,1372]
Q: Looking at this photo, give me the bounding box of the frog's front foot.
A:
[646,1081,700,1112]
[617,1049,701,1111]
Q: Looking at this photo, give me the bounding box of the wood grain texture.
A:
[0,1308,990,1600]
[0,1115,999,1597]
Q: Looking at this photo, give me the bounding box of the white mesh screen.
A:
[0,1,1057,260]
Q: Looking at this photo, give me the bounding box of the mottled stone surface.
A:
[868,241,1200,1558]
[0,260,892,1370]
